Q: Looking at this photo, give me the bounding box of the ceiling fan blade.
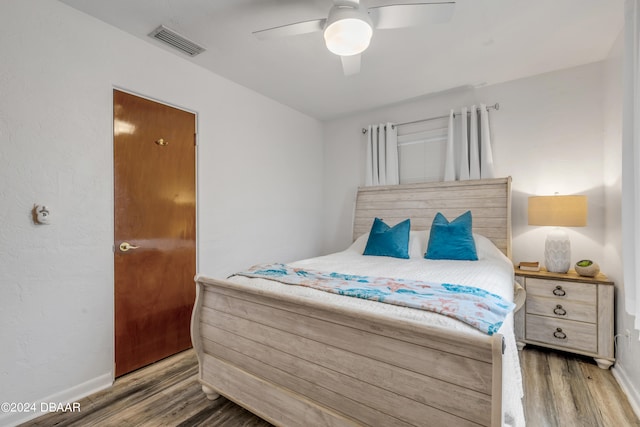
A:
[253,18,326,40]
[341,54,361,76]
[334,0,360,6]
[369,2,455,30]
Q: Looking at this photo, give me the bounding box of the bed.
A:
[191,177,524,427]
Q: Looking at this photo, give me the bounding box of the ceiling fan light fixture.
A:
[323,5,372,57]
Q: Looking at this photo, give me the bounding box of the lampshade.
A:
[528,195,587,227]
[528,195,587,273]
[324,7,373,56]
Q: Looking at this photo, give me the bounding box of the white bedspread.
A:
[228,233,525,427]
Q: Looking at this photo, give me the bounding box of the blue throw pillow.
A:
[363,218,411,259]
[425,211,478,261]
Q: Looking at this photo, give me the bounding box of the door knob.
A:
[119,242,140,252]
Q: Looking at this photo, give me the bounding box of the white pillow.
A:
[348,233,369,254]
[473,233,509,261]
[409,230,428,258]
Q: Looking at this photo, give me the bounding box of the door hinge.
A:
[194,133,197,146]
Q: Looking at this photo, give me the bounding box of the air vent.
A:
[148,25,206,57]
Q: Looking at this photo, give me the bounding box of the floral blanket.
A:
[232,263,515,335]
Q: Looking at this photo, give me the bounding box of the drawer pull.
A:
[553,328,567,339]
[553,305,567,316]
[552,285,566,297]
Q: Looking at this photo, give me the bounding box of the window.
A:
[397,124,448,184]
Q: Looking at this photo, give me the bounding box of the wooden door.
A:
[113,90,196,377]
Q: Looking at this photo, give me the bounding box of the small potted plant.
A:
[575,259,600,277]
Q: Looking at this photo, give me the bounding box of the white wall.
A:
[323,62,606,268]
[0,1,324,425]
[604,30,640,414]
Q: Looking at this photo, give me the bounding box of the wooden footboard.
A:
[191,276,504,427]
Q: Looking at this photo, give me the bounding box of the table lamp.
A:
[528,195,587,273]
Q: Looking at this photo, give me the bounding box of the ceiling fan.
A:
[253,0,455,76]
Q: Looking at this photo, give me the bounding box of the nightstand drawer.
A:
[526,278,596,304]
[526,314,597,353]
[526,295,596,323]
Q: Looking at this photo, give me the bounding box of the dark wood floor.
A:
[21,347,640,427]
[20,350,271,427]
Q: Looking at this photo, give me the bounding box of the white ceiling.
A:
[58,0,624,120]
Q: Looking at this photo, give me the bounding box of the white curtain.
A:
[365,123,399,186]
[444,104,495,181]
[622,0,640,333]
[444,111,455,180]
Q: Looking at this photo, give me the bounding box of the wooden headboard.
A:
[353,177,512,258]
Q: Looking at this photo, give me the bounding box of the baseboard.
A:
[612,363,640,420]
[0,373,112,427]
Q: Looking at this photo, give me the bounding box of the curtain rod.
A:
[361,103,500,134]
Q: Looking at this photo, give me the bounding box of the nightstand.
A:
[514,268,615,369]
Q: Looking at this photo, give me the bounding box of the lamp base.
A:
[544,228,571,273]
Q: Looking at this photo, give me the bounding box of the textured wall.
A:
[0,1,323,425]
